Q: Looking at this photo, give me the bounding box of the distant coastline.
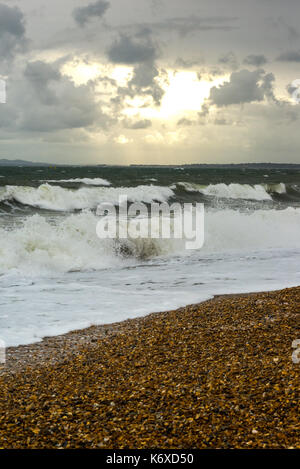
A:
[1,158,300,168]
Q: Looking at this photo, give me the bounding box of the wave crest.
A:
[0,207,299,274]
[0,183,174,211]
[177,182,286,200]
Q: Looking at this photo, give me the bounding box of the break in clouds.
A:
[0,0,300,164]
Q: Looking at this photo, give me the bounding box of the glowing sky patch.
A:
[62,61,133,87]
[122,71,228,120]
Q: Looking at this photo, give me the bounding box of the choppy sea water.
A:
[1,164,300,347]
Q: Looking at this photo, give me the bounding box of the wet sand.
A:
[0,287,299,449]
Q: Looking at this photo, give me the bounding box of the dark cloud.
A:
[123,118,152,129]
[24,60,61,83]
[277,50,300,62]
[107,34,157,64]
[106,30,165,106]
[2,60,112,133]
[73,0,109,27]
[118,61,165,106]
[24,61,61,105]
[243,54,267,67]
[0,3,26,60]
[218,51,239,70]
[130,61,159,87]
[209,69,275,107]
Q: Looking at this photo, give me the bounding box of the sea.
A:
[1,164,300,347]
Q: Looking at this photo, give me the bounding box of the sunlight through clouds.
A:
[122,71,228,121]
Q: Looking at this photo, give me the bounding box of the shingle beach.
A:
[0,287,299,449]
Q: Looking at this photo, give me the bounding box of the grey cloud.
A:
[177,118,195,126]
[277,50,300,62]
[209,69,275,107]
[130,61,159,87]
[262,72,277,102]
[243,54,268,67]
[126,61,165,105]
[150,0,164,17]
[218,51,239,70]
[106,31,164,106]
[0,3,26,60]
[175,57,203,68]
[24,60,61,84]
[276,17,300,41]
[286,81,300,106]
[214,118,229,125]
[73,0,109,27]
[107,34,157,64]
[2,60,112,133]
[287,82,298,96]
[123,118,152,129]
[128,16,239,38]
[24,61,61,106]
[198,103,209,117]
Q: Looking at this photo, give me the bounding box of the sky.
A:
[1,0,300,165]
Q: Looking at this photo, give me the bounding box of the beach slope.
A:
[0,287,299,449]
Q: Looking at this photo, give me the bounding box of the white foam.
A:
[1,207,300,347]
[0,183,174,211]
[0,207,299,275]
[177,182,287,200]
[263,182,286,194]
[201,183,272,200]
[44,177,111,186]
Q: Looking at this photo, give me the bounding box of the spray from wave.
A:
[176,182,288,200]
[0,184,174,211]
[43,177,111,186]
[0,207,299,275]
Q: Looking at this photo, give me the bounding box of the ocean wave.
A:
[0,207,299,274]
[43,177,111,186]
[0,184,174,212]
[176,182,285,200]
[0,181,299,215]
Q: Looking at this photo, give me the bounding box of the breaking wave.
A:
[0,181,299,215]
[0,184,174,212]
[43,177,111,186]
[176,182,288,200]
[0,207,299,275]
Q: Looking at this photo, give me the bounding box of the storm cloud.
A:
[107,34,157,64]
[2,60,112,133]
[73,0,110,27]
[1,0,300,164]
[0,3,26,60]
[243,54,268,67]
[277,50,300,62]
[209,69,275,106]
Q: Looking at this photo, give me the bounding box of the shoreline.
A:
[1,286,299,448]
[1,290,276,376]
